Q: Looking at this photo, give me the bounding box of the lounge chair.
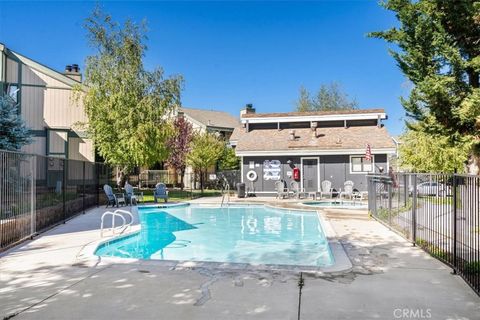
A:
[340,180,354,200]
[103,184,126,207]
[275,180,289,199]
[154,183,169,203]
[320,180,334,199]
[125,182,143,205]
[289,181,307,199]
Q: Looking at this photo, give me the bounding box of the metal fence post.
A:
[404,174,407,206]
[412,174,417,246]
[82,161,86,214]
[62,158,66,224]
[452,172,457,274]
[388,181,392,225]
[30,155,36,239]
[96,163,100,207]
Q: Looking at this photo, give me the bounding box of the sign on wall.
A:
[263,160,281,181]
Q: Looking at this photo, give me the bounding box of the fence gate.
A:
[0,151,35,250]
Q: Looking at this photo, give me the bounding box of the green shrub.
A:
[463,261,480,274]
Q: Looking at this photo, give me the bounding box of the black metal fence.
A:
[0,149,119,251]
[0,149,241,251]
[368,173,480,295]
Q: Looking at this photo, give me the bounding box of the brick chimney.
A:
[240,103,255,118]
[64,64,82,82]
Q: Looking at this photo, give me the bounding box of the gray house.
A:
[230,106,395,195]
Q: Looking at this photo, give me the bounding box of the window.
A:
[47,130,68,158]
[350,155,374,173]
[6,84,19,103]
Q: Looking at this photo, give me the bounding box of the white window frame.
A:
[349,155,375,174]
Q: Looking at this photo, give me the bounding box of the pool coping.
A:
[80,202,352,275]
[298,200,368,210]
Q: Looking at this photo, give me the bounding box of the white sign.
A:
[209,174,217,180]
[263,160,282,181]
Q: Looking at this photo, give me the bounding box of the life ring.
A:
[246,170,258,181]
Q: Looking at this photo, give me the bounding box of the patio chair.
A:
[320,180,334,199]
[154,183,169,203]
[275,180,289,199]
[289,181,306,199]
[103,184,126,207]
[340,180,354,200]
[124,182,143,205]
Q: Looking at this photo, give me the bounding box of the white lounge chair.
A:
[320,180,334,199]
[289,181,307,199]
[275,181,289,199]
[340,180,354,200]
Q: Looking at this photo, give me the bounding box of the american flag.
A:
[365,143,372,161]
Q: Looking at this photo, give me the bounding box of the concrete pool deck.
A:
[1,199,479,319]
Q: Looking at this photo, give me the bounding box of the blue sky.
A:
[0,1,407,135]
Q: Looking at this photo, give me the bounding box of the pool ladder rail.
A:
[100,209,134,237]
[221,179,230,207]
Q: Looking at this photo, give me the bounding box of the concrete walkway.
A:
[0,202,478,320]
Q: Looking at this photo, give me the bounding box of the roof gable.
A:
[1,44,80,87]
[180,107,239,129]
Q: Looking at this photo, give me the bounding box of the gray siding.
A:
[242,154,388,194]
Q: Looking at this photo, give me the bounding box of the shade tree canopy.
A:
[76,7,183,173]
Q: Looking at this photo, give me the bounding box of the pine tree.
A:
[0,94,32,151]
[370,0,480,173]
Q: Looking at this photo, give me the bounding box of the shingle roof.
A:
[180,107,239,129]
[241,108,385,118]
[231,125,395,152]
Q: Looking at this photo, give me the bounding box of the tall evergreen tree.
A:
[370,0,480,173]
[0,94,31,151]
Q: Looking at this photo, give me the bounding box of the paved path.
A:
[0,204,478,320]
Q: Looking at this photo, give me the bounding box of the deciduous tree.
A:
[75,8,182,184]
[399,128,472,172]
[294,82,358,112]
[218,145,239,171]
[187,132,224,192]
[166,116,193,189]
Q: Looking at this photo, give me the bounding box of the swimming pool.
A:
[303,200,367,209]
[95,204,334,267]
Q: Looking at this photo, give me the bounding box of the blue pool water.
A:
[95,204,334,267]
[303,200,367,209]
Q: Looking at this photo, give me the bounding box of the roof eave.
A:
[241,112,387,124]
[235,148,397,156]
[6,47,81,87]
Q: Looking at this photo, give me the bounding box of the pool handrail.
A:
[100,209,134,237]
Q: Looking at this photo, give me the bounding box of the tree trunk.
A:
[115,166,130,190]
[467,69,479,88]
[179,167,186,191]
[200,169,205,194]
[466,154,480,175]
[172,167,178,187]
